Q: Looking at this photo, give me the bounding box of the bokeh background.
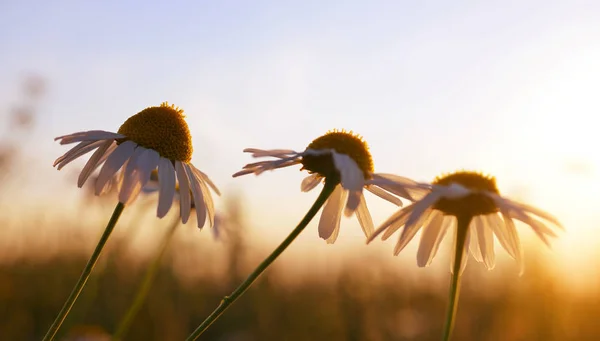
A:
[1,1,599,340]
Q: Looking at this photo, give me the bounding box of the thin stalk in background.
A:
[112,214,180,340]
[42,202,125,341]
[185,179,337,341]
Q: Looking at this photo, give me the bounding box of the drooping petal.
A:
[469,225,483,263]
[486,214,519,260]
[355,193,374,239]
[191,165,217,227]
[233,158,301,177]
[365,185,403,206]
[475,216,495,270]
[118,146,148,205]
[136,148,160,193]
[318,184,347,243]
[394,208,433,256]
[77,140,113,187]
[508,209,554,246]
[95,141,136,195]
[417,211,446,267]
[194,168,221,196]
[184,163,207,229]
[175,161,192,224]
[332,152,364,192]
[301,174,322,192]
[157,158,176,218]
[55,130,125,144]
[54,140,102,168]
[368,204,414,243]
[369,174,430,201]
[244,148,299,158]
[500,210,524,274]
[492,194,563,229]
[403,191,441,229]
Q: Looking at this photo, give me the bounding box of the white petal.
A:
[403,191,441,229]
[301,174,322,192]
[475,216,495,270]
[318,184,347,244]
[118,146,148,205]
[184,164,207,229]
[368,204,414,243]
[417,211,446,267]
[77,140,113,187]
[437,183,472,199]
[233,157,301,177]
[394,208,433,255]
[469,224,483,262]
[136,148,160,192]
[500,210,524,274]
[175,161,192,224]
[344,190,362,216]
[332,152,364,192]
[193,167,221,196]
[365,185,403,206]
[91,141,118,174]
[355,193,374,239]
[95,141,136,195]
[191,165,217,227]
[55,130,124,144]
[157,158,176,218]
[508,209,555,246]
[198,176,216,228]
[55,140,107,170]
[492,194,563,229]
[486,214,519,260]
[369,174,430,201]
[54,140,99,167]
[243,148,298,158]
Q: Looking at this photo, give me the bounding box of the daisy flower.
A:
[368,170,563,341]
[233,129,423,243]
[368,170,564,272]
[45,102,219,341]
[54,102,219,228]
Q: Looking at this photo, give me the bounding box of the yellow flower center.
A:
[117,102,193,162]
[301,129,374,181]
[432,171,500,217]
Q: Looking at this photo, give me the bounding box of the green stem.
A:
[441,215,472,341]
[112,214,180,340]
[185,180,337,341]
[43,202,125,341]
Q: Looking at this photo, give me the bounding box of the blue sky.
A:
[1,1,600,275]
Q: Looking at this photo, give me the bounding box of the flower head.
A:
[54,102,219,228]
[233,129,421,243]
[368,170,563,273]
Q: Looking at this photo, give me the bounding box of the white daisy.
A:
[53,102,220,228]
[368,171,563,273]
[233,129,424,243]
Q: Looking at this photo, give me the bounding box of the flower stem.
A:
[43,202,125,341]
[441,215,472,341]
[185,180,337,341]
[112,214,180,340]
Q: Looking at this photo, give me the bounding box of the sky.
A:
[1,1,599,282]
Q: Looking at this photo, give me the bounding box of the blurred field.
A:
[0,199,599,341]
[1,77,599,341]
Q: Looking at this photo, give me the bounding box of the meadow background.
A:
[1,1,599,340]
